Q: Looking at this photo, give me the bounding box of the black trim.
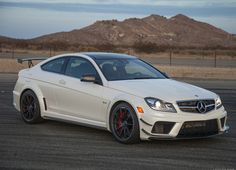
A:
[220,117,225,128]
[61,57,70,74]
[151,121,175,134]
[41,57,67,74]
[141,128,222,140]
[94,58,167,81]
[142,128,152,136]
[64,56,103,86]
[177,119,219,138]
[43,116,107,130]
[43,97,47,111]
[216,104,223,109]
[139,59,169,79]
[140,118,152,126]
[141,129,174,139]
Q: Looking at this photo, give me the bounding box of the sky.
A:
[0,0,236,39]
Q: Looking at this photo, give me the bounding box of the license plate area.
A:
[183,121,206,129]
[178,119,218,138]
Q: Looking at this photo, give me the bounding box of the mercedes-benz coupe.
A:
[13,52,229,143]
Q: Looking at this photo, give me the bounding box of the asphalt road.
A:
[0,74,236,170]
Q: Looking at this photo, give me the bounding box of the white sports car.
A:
[13,52,229,143]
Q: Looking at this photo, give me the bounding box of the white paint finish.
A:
[108,79,217,103]
[13,52,228,140]
[55,75,107,122]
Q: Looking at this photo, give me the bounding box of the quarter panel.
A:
[17,77,46,116]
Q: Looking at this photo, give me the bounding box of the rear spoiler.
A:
[17,57,47,68]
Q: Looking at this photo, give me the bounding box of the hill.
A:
[1,14,236,49]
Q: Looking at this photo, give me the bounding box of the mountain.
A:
[1,14,236,48]
[0,35,16,42]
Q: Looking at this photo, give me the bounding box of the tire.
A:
[20,90,43,124]
[110,102,140,144]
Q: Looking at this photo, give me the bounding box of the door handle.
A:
[59,79,66,85]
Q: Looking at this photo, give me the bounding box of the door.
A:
[36,57,67,114]
[55,57,108,124]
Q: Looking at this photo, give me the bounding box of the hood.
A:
[108,79,217,103]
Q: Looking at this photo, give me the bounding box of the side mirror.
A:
[81,74,96,83]
[81,74,103,85]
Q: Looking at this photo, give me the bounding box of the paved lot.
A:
[0,74,235,170]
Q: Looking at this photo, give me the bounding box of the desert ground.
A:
[0,49,235,80]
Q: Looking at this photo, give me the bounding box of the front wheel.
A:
[20,90,43,124]
[110,103,140,144]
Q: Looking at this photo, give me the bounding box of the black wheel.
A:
[20,90,43,123]
[110,103,140,144]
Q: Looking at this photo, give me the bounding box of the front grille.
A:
[177,99,215,113]
[177,119,218,138]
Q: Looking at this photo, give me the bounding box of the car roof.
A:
[81,52,137,60]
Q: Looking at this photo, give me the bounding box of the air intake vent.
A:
[177,119,218,138]
[151,121,175,134]
[220,117,225,128]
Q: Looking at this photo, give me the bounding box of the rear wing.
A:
[17,57,47,68]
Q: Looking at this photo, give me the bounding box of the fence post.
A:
[214,51,217,67]
[169,50,172,66]
[50,47,52,57]
[128,48,131,55]
[12,46,14,59]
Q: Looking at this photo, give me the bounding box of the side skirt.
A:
[43,115,107,131]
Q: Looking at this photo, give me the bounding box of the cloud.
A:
[0,1,236,17]
[1,0,236,38]
[2,0,236,7]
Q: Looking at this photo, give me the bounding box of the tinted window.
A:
[65,57,97,79]
[95,58,166,81]
[41,57,65,73]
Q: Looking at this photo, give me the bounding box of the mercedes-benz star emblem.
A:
[197,101,207,113]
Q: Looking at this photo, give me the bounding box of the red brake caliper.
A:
[116,110,124,130]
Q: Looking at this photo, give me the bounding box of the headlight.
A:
[216,96,223,109]
[145,97,176,113]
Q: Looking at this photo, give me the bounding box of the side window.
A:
[41,57,65,73]
[65,57,97,79]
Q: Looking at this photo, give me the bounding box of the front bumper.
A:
[139,106,229,140]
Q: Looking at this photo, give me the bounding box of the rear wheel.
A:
[110,103,140,144]
[20,90,43,123]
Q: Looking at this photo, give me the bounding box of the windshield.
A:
[95,58,166,81]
